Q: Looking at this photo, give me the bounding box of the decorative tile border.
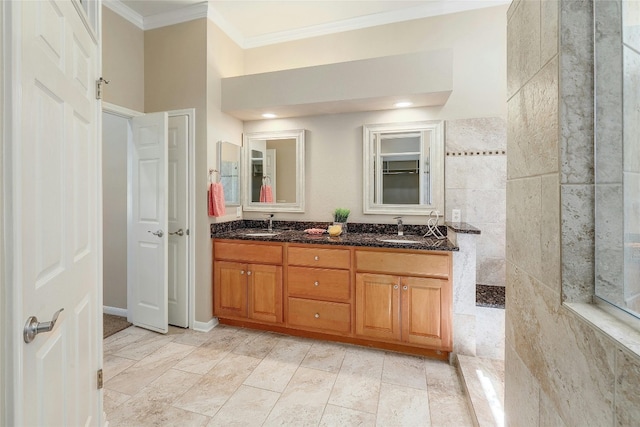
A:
[446,150,506,156]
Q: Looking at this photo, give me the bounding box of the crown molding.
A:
[242,1,509,49]
[144,2,209,31]
[103,0,144,29]
[103,0,509,48]
[207,6,244,47]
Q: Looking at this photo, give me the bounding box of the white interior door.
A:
[6,0,102,425]
[167,114,189,328]
[129,112,169,333]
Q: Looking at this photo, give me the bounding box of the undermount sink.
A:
[244,232,280,237]
[377,238,422,244]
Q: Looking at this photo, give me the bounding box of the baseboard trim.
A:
[193,317,218,332]
[103,306,128,317]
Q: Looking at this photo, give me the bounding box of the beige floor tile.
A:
[104,325,475,427]
[207,385,280,427]
[103,389,131,415]
[103,326,154,355]
[243,339,311,392]
[200,327,256,352]
[327,349,383,414]
[301,341,347,373]
[113,333,175,361]
[171,328,217,347]
[136,368,202,404]
[382,352,428,390]
[172,353,262,417]
[107,395,210,427]
[263,367,336,426]
[232,331,281,358]
[103,354,136,382]
[105,342,195,395]
[173,346,231,375]
[376,382,430,426]
[319,404,376,426]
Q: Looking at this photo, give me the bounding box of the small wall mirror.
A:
[217,141,241,207]
[242,129,305,212]
[363,121,444,215]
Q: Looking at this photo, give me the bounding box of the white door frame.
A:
[102,102,196,330]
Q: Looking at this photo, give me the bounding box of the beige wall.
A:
[505,0,640,425]
[244,6,508,121]
[202,20,244,321]
[102,7,144,111]
[0,2,5,420]
[144,20,211,322]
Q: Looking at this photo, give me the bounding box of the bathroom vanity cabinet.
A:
[212,238,453,357]
[287,246,352,334]
[354,250,452,350]
[213,241,283,324]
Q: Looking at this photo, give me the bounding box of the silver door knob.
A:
[24,308,64,343]
[148,229,164,238]
[403,285,408,290]
[393,284,399,289]
[314,281,319,286]
[169,228,184,236]
[314,313,320,319]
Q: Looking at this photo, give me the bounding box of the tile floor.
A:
[104,324,473,426]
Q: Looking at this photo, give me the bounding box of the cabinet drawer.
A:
[214,241,282,264]
[288,246,350,269]
[288,297,351,333]
[355,250,450,278]
[287,266,350,301]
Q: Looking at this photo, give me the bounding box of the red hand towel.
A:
[259,185,273,203]
[208,183,226,217]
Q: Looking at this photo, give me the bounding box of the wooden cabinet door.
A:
[401,276,452,350]
[248,264,283,324]
[214,261,248,318]
[355,273,401,341]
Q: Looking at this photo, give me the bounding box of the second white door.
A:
[167,114,189,328]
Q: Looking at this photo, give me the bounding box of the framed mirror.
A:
[363,121,444,215]
[217,141,241,207]
[242,129,305,212]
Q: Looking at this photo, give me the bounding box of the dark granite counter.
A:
[212,228,458,252]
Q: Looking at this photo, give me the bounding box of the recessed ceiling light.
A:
[394,101,413,108]
[262,113,277,119]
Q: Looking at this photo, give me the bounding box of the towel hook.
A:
[262,175,271,185]
[209,169,220,183]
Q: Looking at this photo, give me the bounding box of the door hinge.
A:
[96,77,110,100]
[97,369,104,389]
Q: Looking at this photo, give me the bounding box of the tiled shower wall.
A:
[506,0,640,425]
[446,118,507,287]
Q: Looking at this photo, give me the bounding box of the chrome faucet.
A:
[265,213,274,232]
[394,216,404,236]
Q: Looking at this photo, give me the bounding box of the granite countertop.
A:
[212,228,459,252]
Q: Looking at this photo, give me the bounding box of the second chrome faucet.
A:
[394,216,403,236]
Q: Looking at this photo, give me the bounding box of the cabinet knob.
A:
[314,313,320,319]
[394,284,399,289]
[247,271,252,276]
[240,270,245,275]
[314,281,319,286]
[314,256,319,261]
[402,285,408,290]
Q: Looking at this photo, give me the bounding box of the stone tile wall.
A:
[445,117,507,287]
[506,0,640,425]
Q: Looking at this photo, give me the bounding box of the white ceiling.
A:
[113,0,508,48]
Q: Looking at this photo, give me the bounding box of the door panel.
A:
[167,115,189,327]
[248,264,283,323]
[214,261,247,318]
[355,273,400,341]
[13,0,102,425]
[401,277,451,349]
[129,112,168,333]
